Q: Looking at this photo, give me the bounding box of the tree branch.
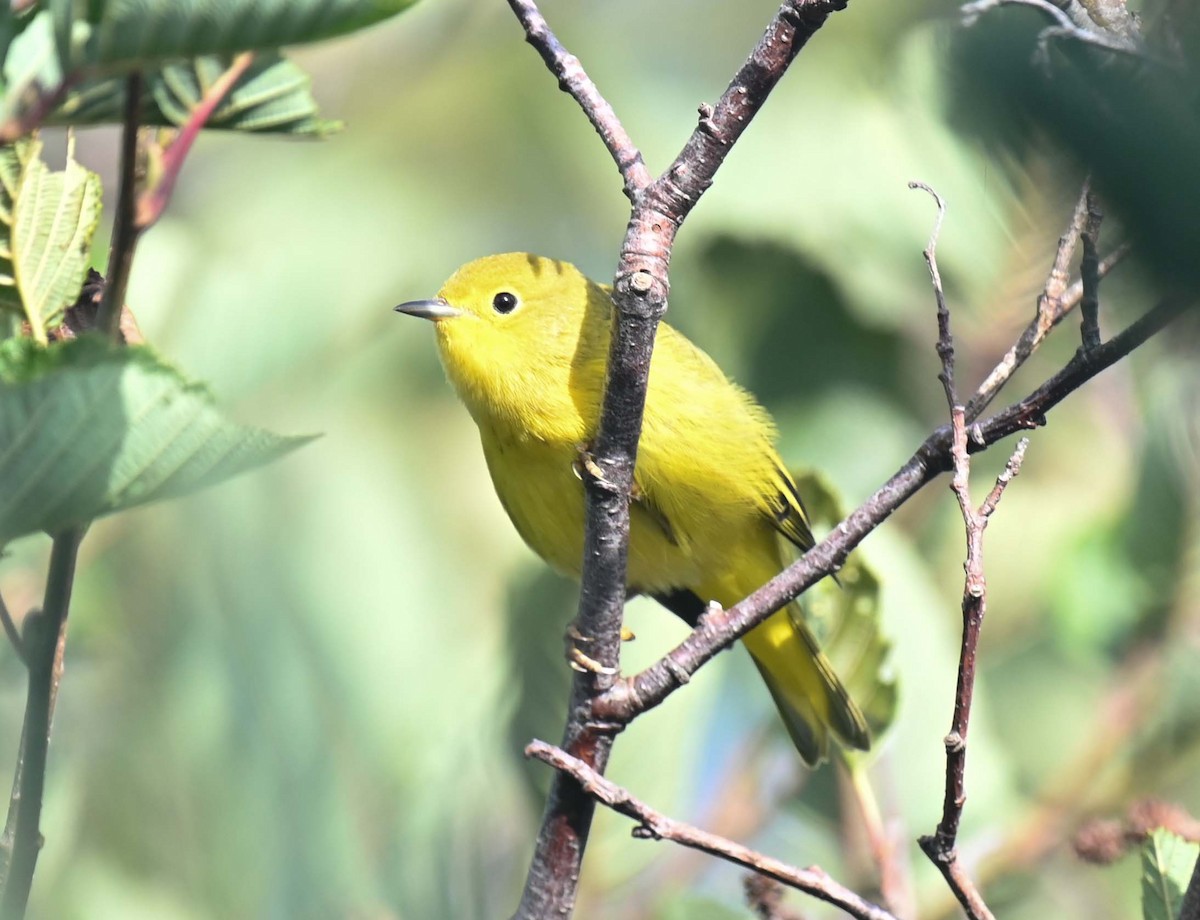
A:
[1079,190,1103,352]
[96,72,144,340]
[592,295,1190,726]
[0,592,24,667]
[909,181,1023,920]
[965,180,1131,419]
[526,740,899,920]
[511,2,852,917]
[0,527,83,919]
[505,0,650,201]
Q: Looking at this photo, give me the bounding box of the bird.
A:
[395,252,869,764]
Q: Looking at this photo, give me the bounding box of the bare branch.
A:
[527,740,899,920]
[0,528,83,917]
[96,72,144,340]
[593,296,1190,729]
[511,3,853,916]
[968,181,1096,419]
[505,0,650,201]
[0,592,24,667]
[1079,190,1104,351]
[906,183,1020,920]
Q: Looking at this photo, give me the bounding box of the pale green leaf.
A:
[37,51,337,135]
[1142,829,1198,920]
[0,137,36,317]
[0,337,315,545]
[792,470,899,750]
[9,135,101,340]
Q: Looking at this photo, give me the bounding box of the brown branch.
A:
[592,296,1190,731]
[0,592,24,667]
[966,180,1119,420]
[505,0,650,201]
[527,741,899,920]
[1079,190,1103,352]
[907,181,1024,920]
[511,3,851,917]
[96,72,144,340]
[588,186,1158,729]
[0,527,82,918]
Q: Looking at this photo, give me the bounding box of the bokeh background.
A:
[2,0,1198,917]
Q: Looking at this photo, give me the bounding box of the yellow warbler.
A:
[396,253,868,764]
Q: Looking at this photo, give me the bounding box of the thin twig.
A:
[1079,190,1103,351]
[505,0,650,201]
[135,53,255,230]
[527,740,899,920]
[844,764,915,918]
[968,181,1093,419]
[906,183,1012,920]
[0,527,83,920]
[96,72,144,340]
[0,593,24,667]
[511,3,851,917]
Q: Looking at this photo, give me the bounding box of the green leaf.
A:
[0,137,37,317]
[792,470,899,750]
[148,53,338,135]
[0,337,315,545]
[7,135,101,341]
[68,0,419,67]
[1141,829,1198,920]
[47,53,338,135]
[2,1,416,133]
[0,135,101,340]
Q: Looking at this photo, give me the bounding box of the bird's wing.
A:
[766,463,816,553]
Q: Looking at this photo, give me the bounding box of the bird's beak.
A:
[394,298,462,321]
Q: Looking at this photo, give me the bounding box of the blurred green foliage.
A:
[0,0,1197,917]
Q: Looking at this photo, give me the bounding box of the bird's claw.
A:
[572,443,617,492]
[564,622,620,674]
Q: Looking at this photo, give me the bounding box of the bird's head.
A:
[395,252,609,432]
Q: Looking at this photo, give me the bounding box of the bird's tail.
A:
[742,605,870,765]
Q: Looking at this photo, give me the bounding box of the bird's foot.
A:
[571,443,617,492]
[564,622,619,674]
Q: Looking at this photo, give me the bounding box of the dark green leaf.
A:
[68,0,420,67]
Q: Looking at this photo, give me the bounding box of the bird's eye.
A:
[492,291,519,314]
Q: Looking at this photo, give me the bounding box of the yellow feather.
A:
[404,252,869,765]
